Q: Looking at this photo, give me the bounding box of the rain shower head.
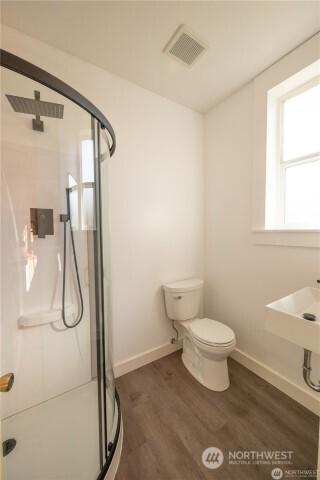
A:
[5,90,64,131]
[6,92,64,118]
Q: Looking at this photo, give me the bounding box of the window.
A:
[266,74,320,230]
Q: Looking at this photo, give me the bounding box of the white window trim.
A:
[267,72,320,230]
[252,32,320,248]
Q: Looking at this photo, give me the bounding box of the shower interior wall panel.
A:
[1,69,94,418]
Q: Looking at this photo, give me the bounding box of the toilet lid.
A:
[189,318,235,346]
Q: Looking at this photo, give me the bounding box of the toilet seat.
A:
[189,318,235,347]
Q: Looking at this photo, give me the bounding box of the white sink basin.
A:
[265,287,320,354]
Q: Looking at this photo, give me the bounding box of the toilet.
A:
[162,278,236,391]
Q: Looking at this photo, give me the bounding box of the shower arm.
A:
[302,349,320,392]
[0,49,116,156]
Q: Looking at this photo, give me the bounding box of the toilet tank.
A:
[162,278,203,321]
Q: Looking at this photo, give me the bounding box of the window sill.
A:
[252,228,320,248]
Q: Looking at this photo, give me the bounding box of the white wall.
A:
[1,26,204,370]
[204,80,320,413]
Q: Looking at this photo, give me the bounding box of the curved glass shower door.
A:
[0,60,118,479]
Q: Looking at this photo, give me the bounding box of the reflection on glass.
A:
[68,173,77,188]
[82,187,94,230]
[81,139,95,230]
[81,139,94,182]
[23,224,38,292]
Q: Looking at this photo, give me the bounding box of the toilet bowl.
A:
[183,317,236,391]
[162,279,236,391]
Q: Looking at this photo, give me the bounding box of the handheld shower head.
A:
[60,187,84,329]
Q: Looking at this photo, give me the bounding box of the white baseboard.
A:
[231,348,320,416]
[114,342,182,378]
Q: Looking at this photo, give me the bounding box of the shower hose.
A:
[60,189,84,329]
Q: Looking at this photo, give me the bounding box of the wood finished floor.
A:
[115,351,319,480]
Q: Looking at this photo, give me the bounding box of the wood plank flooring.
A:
[115,351,319,480]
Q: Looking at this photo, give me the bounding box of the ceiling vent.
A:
[163,25,208,67]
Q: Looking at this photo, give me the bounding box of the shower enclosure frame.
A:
[0,49,121,480]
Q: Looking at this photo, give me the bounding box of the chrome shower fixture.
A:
[6,90,64,132]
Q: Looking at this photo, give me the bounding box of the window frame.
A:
[252,36,320,248]
[275,76,320,229]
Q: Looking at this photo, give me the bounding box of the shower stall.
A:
[0,50,122,479]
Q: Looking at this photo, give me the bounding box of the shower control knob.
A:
[0,373,14,392]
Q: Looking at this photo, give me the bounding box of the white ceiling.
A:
[2,1,319,112]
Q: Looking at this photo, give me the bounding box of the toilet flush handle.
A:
[174,295,182,300]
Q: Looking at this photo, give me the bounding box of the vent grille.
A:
[164,25,207,67]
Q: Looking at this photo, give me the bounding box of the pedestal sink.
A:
[265,287,320,355]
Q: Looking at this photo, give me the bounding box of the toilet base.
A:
[181,336,231,391]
